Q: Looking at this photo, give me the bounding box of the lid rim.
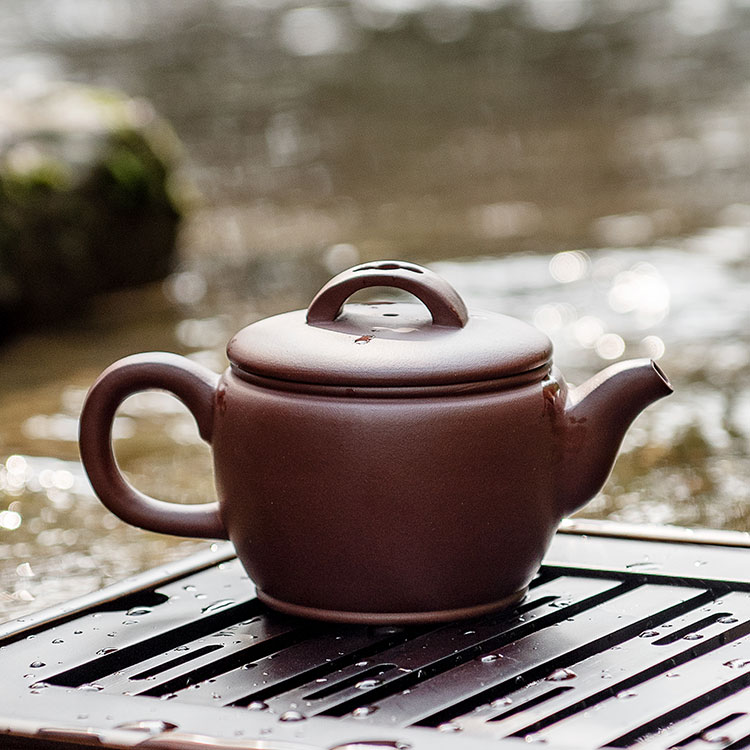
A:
[228,361,553,394]
[227,297,553,388]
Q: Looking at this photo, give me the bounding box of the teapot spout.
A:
[558,358,672,517]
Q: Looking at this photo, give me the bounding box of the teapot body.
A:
[212,367,568,622]
[79,261,672,624]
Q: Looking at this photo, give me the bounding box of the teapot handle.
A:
[306,260,469,328]
[78,353,229,539]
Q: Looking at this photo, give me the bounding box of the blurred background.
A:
[2,0,750,621]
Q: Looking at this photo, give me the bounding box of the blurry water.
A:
[3,0,750,621]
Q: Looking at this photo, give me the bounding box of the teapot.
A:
[79,260,672,624]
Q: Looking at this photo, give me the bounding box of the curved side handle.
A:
[79,352,228,539]
[306,260,469,328]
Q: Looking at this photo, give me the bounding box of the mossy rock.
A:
[0,84,184,334]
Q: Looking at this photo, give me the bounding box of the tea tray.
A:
[2,520,750,749]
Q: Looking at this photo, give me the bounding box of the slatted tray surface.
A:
[2,528,750,750]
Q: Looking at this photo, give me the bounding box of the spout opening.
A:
[650,359,673,393]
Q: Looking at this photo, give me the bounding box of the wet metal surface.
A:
[2,533,750,748]
[2,0,750,621]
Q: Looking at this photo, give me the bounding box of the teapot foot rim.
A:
[255,587,528,625]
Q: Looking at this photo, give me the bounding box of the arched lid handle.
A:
[306,261,469,329]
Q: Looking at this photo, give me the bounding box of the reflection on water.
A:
[3,0,750,621]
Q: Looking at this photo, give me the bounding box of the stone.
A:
[0,83,184,335]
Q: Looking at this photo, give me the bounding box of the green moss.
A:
[0,84,185,336]
[4,163,72,196]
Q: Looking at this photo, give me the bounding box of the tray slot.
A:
[651,613,734,646]
[669,712,747,749]
[220,628,422,707]
[607,672,750,748]
[527,627,750,747]
[136,629,309,696]
[125,573,602,709]
[633,685,750,749]
[303,664,399,701]
[234,575,624,717]
[130,643,224,681]
[353,583,710,728]
[487,686,575,722]
[47,599,265,688]
[456,590,750,740]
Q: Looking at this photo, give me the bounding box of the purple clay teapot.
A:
[79,260,672,624]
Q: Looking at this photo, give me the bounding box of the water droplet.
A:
[73,630,83,635]
[600,671,613,679]
[723,658,750,669]
[355,678,383,690]
[703,733,733,745]
[491,697,513,708]
[352,705,378,717]
[106,632,117,638]
[211,693,221,700]
[183,585,196,591]
[96,648,118,655]
[549,600,572,609]
[479,653,502,664]
[437,722,462,732]
[372,626,402,636]
[160,693,179,701]
[79,684,104,692]
[665,672,680,678]
[114,720,178,734]
[278,710,306,722]
[201,599,235,614]
[29,661,45,668]
[315,677,327,683]
[51,639,64,644]
[683,633,703,641]
[29,682,49,690]
[718,616,739,624]
[616,690,638,699]
[126,607,153,617]
[639,630,659,638]
[545,668,576,682]
[247,701,269,711]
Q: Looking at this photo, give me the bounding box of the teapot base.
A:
[255,587,528,625]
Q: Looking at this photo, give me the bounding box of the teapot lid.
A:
[227,261,552,388]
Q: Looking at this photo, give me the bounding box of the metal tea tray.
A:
[2,519,750,750]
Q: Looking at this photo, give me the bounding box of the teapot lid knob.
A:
[306,260,469,329]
